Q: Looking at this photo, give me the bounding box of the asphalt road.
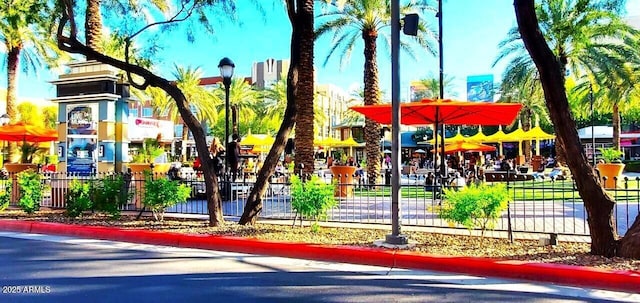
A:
[0,232,636,303]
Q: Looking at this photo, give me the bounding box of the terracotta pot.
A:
[4,163,38,173]
[330,166,357,198]
[597,163,625,189]
[127,163,171,173]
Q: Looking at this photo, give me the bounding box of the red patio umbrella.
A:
[0,122,58,142]
[444,142,496,154]
[349,98,522,126]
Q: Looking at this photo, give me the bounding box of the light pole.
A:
[0,114,9,164]
[590,83,595,166]
[218,57,235,176]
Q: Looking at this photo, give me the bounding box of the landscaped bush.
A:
[623,160,640,173]
[436,183,509,237]
[65,180,93,218]
[290,175,337,230]
[17,169,43,214]
[65,175,131,218]
[143,175,191,222]
[92,174,131,218]
[0,183,10,212]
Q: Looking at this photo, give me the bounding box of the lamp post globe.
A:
[0,114,9,125]
[218,57,234,179]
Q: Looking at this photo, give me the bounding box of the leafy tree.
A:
[56,0,240,226]
[316,0,437,184]
[213,77,260,139]
[496,0,640,159]
[514,0,640,258]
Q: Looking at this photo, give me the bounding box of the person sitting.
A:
[449,172,467,190]
[549,162,567,180]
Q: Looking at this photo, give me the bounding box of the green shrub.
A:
[17,169,43,214]
[92,174,130,218]
[290,175,337,227]
[623,160,640,172]
[65,180,93,218]
[436,183,509,237]
[598,147,624,163]
[143,176,191,221]
[0,182,10,212]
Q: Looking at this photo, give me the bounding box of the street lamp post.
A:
[590,83,595,166]
[0,114,9,164]
[218,57,235,177]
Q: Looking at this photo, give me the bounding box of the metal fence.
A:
[3,170,639,237]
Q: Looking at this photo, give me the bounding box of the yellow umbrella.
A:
[467,126,488,143]
[314,137,341,147]
[484,127,509,155]
[522,126,555,140]
[336,137,362,147]
[240,134,274,146]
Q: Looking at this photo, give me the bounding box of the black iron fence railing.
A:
[2,170,638,237]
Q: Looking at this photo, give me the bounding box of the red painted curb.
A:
[1,219,638,294]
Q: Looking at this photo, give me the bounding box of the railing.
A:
[3,170,639,237]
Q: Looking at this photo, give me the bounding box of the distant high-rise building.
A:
[252,58,290,89]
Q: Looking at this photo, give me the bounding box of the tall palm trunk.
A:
[293,0,315,175]
[232,104,239,137]
[181,123,188,162]
[85,0,103,58]
[5,46,21,161]
[6,46,20,121]
[363,29,381,184]
[612,102,620,151]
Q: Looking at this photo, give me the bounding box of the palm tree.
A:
[498,73,548,161]
[151,65,219,161]
[213,77,260,139]
[495,0,640,158]
[411,73,457,101]
[1,0,64,122]
[316,0,437,184]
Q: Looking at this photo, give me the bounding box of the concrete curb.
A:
[1,219,638,293]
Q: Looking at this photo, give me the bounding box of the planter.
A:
[330,166,357,198]
[3,163,39,204]
[4,163,38,173]
[127,163,172,208]
[127,163,171,174]
[596,163,625,189]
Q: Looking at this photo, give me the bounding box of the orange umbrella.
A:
[0,122,58,142]
[349,98,522,126]
[444,142,496,154]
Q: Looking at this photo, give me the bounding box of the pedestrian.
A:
[226,134,241,181]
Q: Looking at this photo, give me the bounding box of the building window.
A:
[129,109,138,117]
[142,107,153,117]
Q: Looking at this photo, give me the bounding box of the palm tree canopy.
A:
[316,0,437,67]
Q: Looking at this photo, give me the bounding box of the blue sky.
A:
[4,0,640,102]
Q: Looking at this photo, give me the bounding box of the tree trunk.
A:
[181,122,188,162]
[6,47,20,122]
[5,46,21,162]
[293,0,315,176]
[363,30,381,185]
[85,0,103,58]
[56,8,225,226]
[238,0,309,224]
[612,102,620,151]
[514,0,639,258]
[232,104,239,137]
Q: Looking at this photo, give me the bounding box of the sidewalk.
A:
[0,219,638,294]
